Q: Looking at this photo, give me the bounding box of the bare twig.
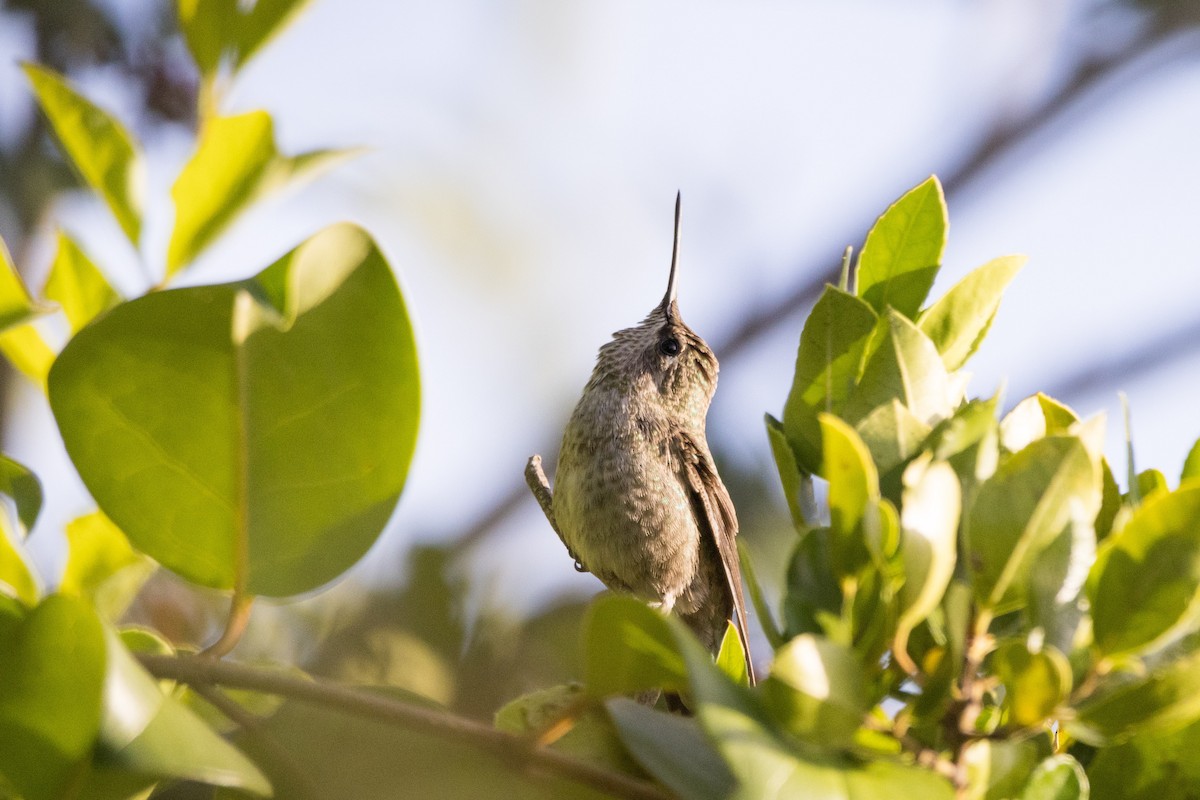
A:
[139,653,673,800]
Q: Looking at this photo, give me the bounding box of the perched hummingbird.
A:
[525,194,754,683]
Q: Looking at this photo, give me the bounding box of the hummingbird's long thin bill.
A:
[662,191,682,310]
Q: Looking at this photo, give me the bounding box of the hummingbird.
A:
[525,194,754,684]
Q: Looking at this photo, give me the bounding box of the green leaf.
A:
[1134,468,1169,502]
[853,399,931,477]
[917,255,1025,370]
[0,595,105,800]
[583,595,689,697]
[926,395,1001,492]
[766,413,809,530]
[1017,756,1087,800]
[60,511,153,621]
[716,621,751,686]
[606,698,735,800]
[1182,437,1200,483]
[494,685,639,774]
[1071,647,1200,744]
[1027,510,1094,656]
[0,528,38,605]
[1088,484,1200,658]
[167,111,355,276]
[782,285,878,474]
[92,627,271,795]
[762,634,868,748]
[0,324,55,389]
[962,738,1049,800]
[841,310,955,429]
[820,414,880,578]
[991,639,1071,728]
[894,457,960,659]
[43,232,121,333]
[22,64,143,244]
[0,454,43,535]
[856,176,947,319]
[966,436,1098,611]
[49,224,420,596]
[1087,714,1200,800]
[0,235,42,333]
[179,0,314,76]
[783,528,844,641]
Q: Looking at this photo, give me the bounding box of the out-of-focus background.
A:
[3,0,1200,716]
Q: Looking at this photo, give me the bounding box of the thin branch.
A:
[457,24,1184,552]
[138,653,674,800]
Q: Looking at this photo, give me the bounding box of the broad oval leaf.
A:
[1087,484,1200,658]
[820,414,880,578]
[179,0,315,77]
[1086,714,1200,800]
[1017,755,1088,800]
[50,224,420,597]
[842,310,955,429]
[856,176,947,319]
[0,595,105,800]
[966,436,1098,611]
[167,110,356,276]
[22,64,143,244]
[782,285,878,474]
[583,595,689,697]
[606,698,735,800]
[1070,647,1200,745]
[991,639,1071,728]
[895,458,960,656]
[91,627,271,795]
[917,255,1025,371]
[854,399,931,477]
[763,634,868,747]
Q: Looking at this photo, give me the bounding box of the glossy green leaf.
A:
[766,413,809,530]
[782,285,878,474]
[1027,510,1094,655]
[0,595,105,800]
[1087,714,1200,800]
[992,639,1071,727]
[820,414,879,578]
[842,310,955,429]
[49,224,420,596]
[167,110,355,276]
[966,436,1097,611]
[1017,756,1087,800]
[60,511,153,620]
[93,627,270,794]
[1182,437,1200,483]
[43,232,120,333]
[894,457,960,658]
[856,176,947,319]
[583,595,689,697]
[0,454,43,535]
[762,634,868,747]
[783,528,843,641]
[179,0,314,76]
[22,64,143,244]
[917,255,1025,370]
[0,235,41,333]
[853,399,931,476]
[716,621,750,686]
[962,738,1049,800]
[606,697,734,800]
[1071,647,1200,744]
[1088,484,1200,657]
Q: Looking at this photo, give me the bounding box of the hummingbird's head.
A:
[590,194,719,421]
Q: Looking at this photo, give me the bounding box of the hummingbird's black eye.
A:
[659,337,681,357]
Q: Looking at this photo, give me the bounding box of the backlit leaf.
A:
[856,176,947,319]
[917,255,1024,370]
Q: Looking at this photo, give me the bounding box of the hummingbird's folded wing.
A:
[674,427,756,684]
